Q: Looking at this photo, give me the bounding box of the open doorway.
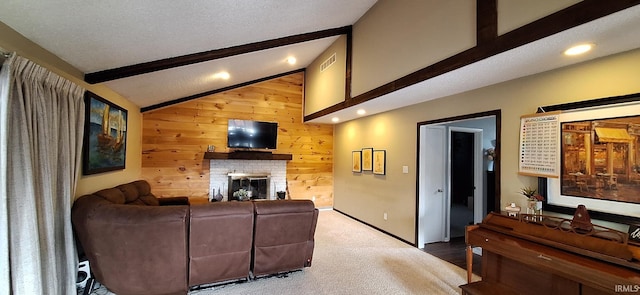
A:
[450,129,478,238]
[416,110,500,248]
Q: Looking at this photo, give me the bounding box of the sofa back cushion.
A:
[188,202,255,286]
[252,200,318,277]
[93,188,126,204]
[91,180,159,206]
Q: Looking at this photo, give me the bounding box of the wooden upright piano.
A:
[461,213,640,295]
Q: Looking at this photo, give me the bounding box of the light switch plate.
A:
[402,166,409,173]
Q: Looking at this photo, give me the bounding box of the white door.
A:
[418,125,447,247]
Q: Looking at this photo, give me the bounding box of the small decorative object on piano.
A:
[570,204,593,232]
[504,202,521,217]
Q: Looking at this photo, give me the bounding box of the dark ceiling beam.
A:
[85,26,352,84]
[304,0,640,122]
[344,28,353,102]
[476,0,497,46]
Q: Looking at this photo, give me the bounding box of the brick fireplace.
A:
[209,159,287,201]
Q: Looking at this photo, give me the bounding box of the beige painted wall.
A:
[351,0,476,97]
[304,35,347,116]
[0,21,142,198]
[334,48,640,244]
[497,0,582,35]
[304,0,586,116]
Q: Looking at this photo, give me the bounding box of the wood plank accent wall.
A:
[141,72,334,207]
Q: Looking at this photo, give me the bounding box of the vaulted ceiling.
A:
[0,0,376,111]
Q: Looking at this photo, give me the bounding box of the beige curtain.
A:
[0,54,85,294]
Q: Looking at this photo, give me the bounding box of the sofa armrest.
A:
[158,196,190,206]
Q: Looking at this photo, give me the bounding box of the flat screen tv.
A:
[227,119,278,150]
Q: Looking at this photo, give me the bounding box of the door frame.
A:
[415,110,501,248]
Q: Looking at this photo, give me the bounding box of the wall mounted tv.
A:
[227,119,278,150]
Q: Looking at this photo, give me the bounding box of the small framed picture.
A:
[373,150,386,175]
[362,148,373,171]
[352,151,362,173]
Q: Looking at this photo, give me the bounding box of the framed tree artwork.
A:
[352,151,362,173]
[362,148,373,171]
[373,150,386,175]
[83,91,128,175]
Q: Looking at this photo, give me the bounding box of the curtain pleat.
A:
[1,54,85,294]
[0,53,13,295]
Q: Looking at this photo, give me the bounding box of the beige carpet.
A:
[84,210,475,295]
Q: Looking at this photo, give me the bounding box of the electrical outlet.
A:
[312,195,316,201]
[384,212,388,220]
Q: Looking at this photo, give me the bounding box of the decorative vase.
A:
[212,188,223,202]
[527,199,543,217]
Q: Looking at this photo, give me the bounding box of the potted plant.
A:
[233,188,250,201]
[520,186,544,215]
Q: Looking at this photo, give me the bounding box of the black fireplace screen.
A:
[228,175,270,200]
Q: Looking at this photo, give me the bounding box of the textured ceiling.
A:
[0,0,376,110]
[0,0,376,72]
[1,1,640,124]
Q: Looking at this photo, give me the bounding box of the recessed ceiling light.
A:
[357,109,366,115]
[564,43,594,56]
[331,117,339,123]
[287,56,297,65]
[212,71,230,80]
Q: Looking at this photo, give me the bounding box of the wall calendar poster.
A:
[519,112,561,178]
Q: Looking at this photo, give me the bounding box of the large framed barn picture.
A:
[83,91,128,175]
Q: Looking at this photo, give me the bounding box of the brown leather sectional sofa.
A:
[72,180,318,295]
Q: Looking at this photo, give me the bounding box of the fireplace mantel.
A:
[204,151,292,161]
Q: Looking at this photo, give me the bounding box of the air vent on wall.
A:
[320,53,336,72]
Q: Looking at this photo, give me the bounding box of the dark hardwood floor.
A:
[422,236,481,276]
